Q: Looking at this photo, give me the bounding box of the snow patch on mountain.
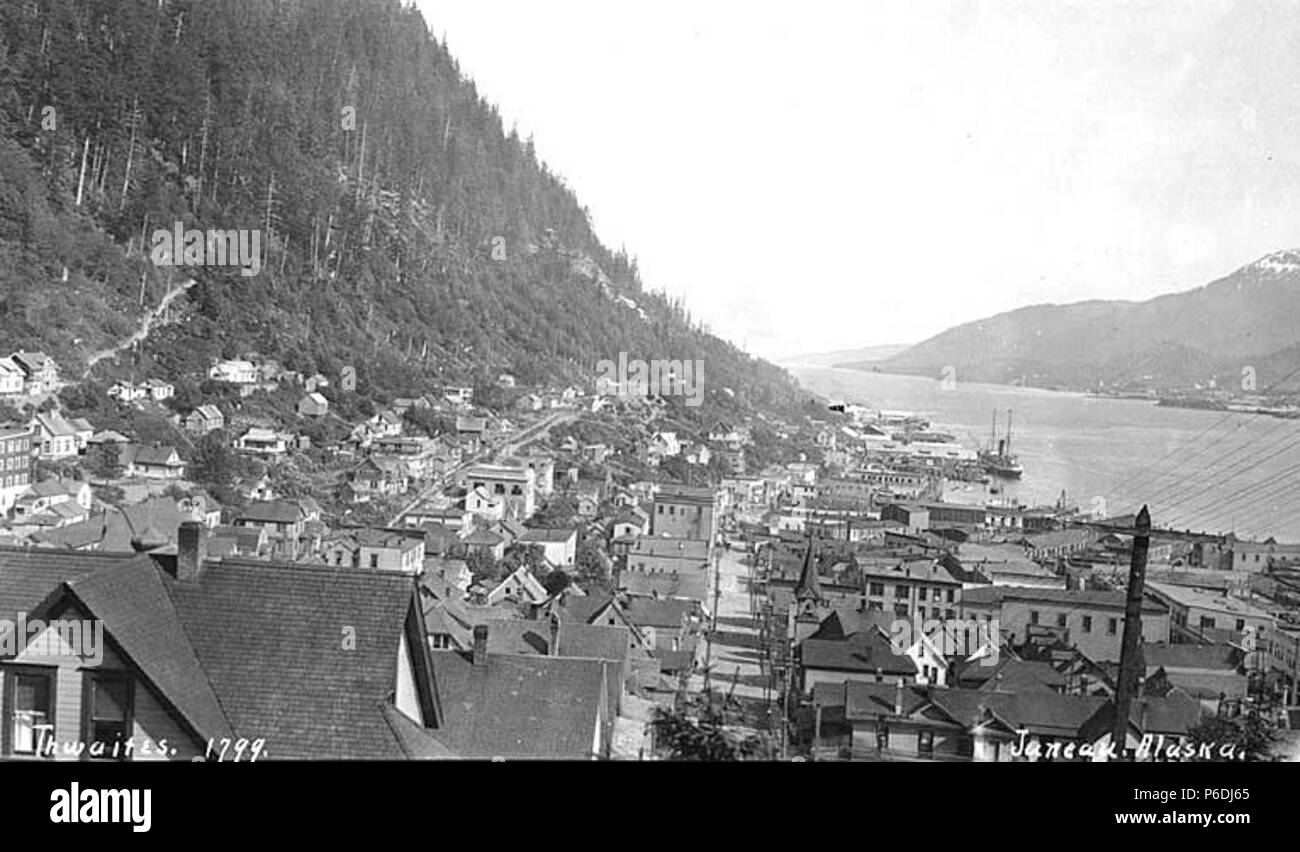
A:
[1249,249,1300,276]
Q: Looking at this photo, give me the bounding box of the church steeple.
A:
[794,535,822,603]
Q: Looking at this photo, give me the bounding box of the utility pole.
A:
[1111,505,1151,759]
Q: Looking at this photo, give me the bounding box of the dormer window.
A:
[83,673,133,761]
[3,667,55,757]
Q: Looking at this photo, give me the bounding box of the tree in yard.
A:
[466,548,499,584]
[190,429,237,494]
[530,496,577,528]
[650,705,765,761]
[86,442,122,480]
[575,535,613,594]
[541,569,571,597]
[1187,711,1279,761]
[501,542,547,575]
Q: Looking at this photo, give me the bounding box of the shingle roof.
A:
[1143,642,1241,671]
[519,527,578,544]
[164,559,429,759]
[0,546,143,629]
[483,619,553,655]
[429,649,608,758]
[64,557,235,743]
[620,570,709,602]
[961,585,1168,613]
[625,597,698,629]
[236,500,303,524]
[799,630,918,675]
[463,528,505,547]
[807,606,896,641]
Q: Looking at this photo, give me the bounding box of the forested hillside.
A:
[0,0,807,425]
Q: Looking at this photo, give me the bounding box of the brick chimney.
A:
[472,624,489,666]
[177,520,206,582]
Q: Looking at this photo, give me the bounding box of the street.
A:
[690,546,769,702]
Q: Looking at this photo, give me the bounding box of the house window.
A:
[918,730,934,755]
[1029,611,1039,625]
[895,585,908,598]
[83,673,133,761]
[1107,618,1118,636]
[370,554,379,569]
[869,583,884,596]
[946,589,954,603]
[918,587,928,601]
[1235,619,1245,632]
[1056,613,1067,629]
[1199,616,1216,630]
[3,667,55,757]
[1082,616,1092,633]
[894,603,908,617]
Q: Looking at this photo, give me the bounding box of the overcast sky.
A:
[417,0,1300,361]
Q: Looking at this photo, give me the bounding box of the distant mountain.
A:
[854,251,1300,392]
[780,344,911,368]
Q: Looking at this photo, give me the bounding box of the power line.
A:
[1161,451,1300,532]
[1145,416,1300,511]
[1106,361,1300,505]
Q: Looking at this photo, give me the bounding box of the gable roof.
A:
[0,546,144,631]
[237,500,304,525]
[463,528,505,547]
[620,569,708,602]
[429,649,608,758]
[624,597,698,629]
[799,629,918,675]
[62,557,235,743]
[489,567,548,603]
[519,526,577,545]
[557,592,618,625]
[126,445,182,467]
[4,543,448,759]
[1142,642,1242,671]
[556,622,631,662]
[165,559,436,759]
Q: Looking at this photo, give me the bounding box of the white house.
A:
[142,379,174,401]
[209,359,258,384]
[0,357,25,396]
[517,527,578,568]
[236,427,290,456]
[108,381,148,403]
[30,412,80,460]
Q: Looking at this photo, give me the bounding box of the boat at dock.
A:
[978,408,1024,479]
